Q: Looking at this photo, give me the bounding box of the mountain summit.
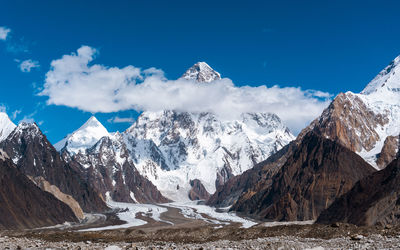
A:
[55,116,109,154]
[361,55,400,96]
[181,62,221,82]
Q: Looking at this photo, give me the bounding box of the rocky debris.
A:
[317,157,400,227]
[188,179,210,200]
[30,176,85,220]
[231,132,376,221]
[2,234,400,249]
[351,234,364,241]
[0,158,78,229]
[0,122,108,213]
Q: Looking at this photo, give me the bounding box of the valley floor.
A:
[2,202,400,249]
[3,226,400,249]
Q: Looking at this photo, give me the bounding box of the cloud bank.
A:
[0,27,10,40]
[39,46,332,134]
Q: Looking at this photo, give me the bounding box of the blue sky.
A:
[0,0,399,143]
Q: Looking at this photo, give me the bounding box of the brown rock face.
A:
[317,158,400,226]
[376,135,399,168]
[188,179,210,201]
[231,132,376,221]
[299,92,388,153]
[0,123,108,213]
[0,157,77,229]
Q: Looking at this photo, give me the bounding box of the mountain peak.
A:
[181,62,221,83]
[361,55,400,96]
[54,116,109,154]
[80,115,103,130]
[0,112,16,142]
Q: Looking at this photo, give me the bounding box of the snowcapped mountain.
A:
[125,110,293,201]
[0,112,16,142]
[58,62,294,202]
[300,55,400,169]
[68,131,169,203]
[55,116,110,154]
[181,62,221,82]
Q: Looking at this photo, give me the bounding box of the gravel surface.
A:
[1,234,400,249]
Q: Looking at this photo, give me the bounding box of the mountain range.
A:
[0,57,400,229]
[54,62,294,202]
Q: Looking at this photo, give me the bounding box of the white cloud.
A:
[107,116,135,124]
[11,110,21,120]
[18,59,40,72]
[0,105,7,113]
[40,46,332,134]
[0,26,10,40]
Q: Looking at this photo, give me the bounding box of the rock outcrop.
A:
[188,179,210,201]
[376,135,399,169]
[298,92,388,154]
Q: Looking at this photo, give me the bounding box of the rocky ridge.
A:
[0,150,78,229]
[0,122,108,213]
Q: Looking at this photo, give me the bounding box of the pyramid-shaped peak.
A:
[80,116,104,129]
[54,116,109,154]
[361,55,400,96]
[181,62,221,83]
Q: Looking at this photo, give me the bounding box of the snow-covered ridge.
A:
[55,116,110,154]
[322,55,400,169]
[355,55,400,167]
[0,112,16,142]
[361,55,400,96]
